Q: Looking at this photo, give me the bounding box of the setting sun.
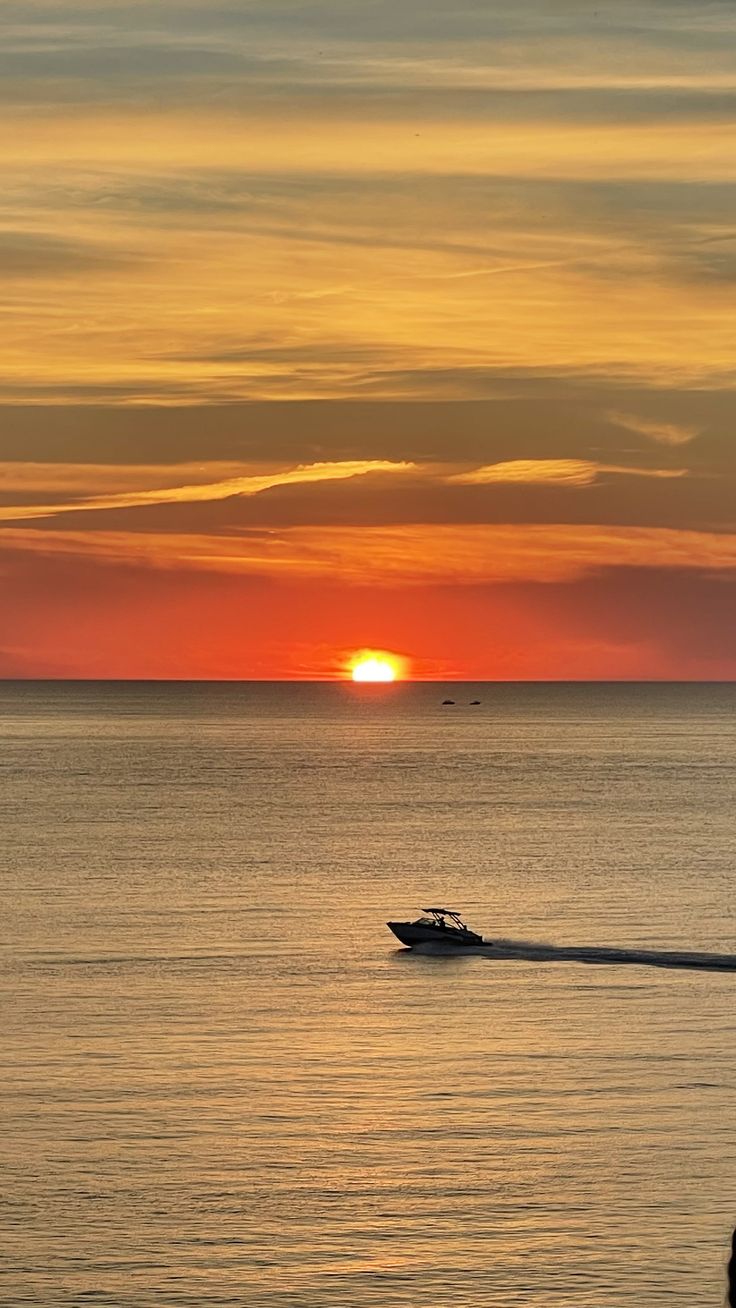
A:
[348,651,405,682]
[352,658,396,682]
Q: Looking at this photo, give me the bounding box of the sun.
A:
[352,658,396,683]
[348,650,405,682]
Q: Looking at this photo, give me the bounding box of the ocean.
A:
[2,680,735,1307]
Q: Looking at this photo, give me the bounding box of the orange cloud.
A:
[0,460,415,523]
[0,456,687,521]
[450,459,687,486]
[3,522,736,585]
[0,461,262,495]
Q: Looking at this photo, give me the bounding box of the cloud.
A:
[0,386,732,470]
[449,458,687,486]
[0,229,141,278]
[3,521,736,586]
[0,460,415,522]
[0,460,265,494]
[0,456,711,541]
[2,164,736,405]
[6,1,736,73]
[607,410,701,445]
[6,110,736,184]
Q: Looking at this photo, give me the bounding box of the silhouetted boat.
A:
[387,907,485,948]
[442,699,455,705]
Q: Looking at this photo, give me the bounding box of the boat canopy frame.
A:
[421,907,468,929]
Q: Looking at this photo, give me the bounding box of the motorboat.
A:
[387,907,485,949]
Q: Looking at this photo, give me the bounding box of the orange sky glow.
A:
[1,1,734,679]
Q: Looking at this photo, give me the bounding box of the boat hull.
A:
[387,921,484,948]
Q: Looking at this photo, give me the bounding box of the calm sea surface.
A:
[2,681,736,1307]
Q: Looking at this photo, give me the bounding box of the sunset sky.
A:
[1,0,735,678]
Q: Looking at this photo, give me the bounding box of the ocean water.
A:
[2,680,736,1307]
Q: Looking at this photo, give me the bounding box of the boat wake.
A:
[408,937,736,972]
[479,937,736,973]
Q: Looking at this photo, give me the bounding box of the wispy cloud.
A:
[0,460,415,522]
[2,521,736,585]
[6,111,736,184]
[607,410,701,446]
[0,461,255,495]
[0,456,692,527]
[449,459,687,486]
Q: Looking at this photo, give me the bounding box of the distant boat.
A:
[442,698,455,705]
[469,700,481,705]
[387,907,486,949]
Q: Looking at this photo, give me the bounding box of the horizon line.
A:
[1,677,734,687]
